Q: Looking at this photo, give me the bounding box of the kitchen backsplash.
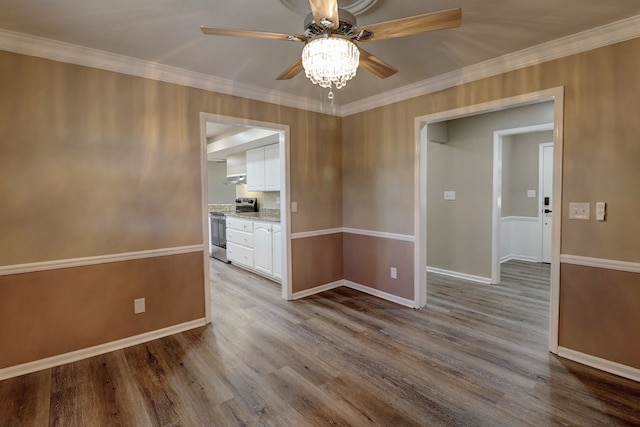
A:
[208,204,234,213]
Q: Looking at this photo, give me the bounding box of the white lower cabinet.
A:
[253,222,273,276]
[226,218,254,268]
[272,224,282,280]
[226,217,281,282]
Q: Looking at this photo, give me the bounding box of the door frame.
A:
[199,113,292,323]
[538,142,554,262]
[492,123,554,283]
[414,86,564,353]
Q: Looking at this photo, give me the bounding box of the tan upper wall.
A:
[343,37,640,263]
[0,50,342,266]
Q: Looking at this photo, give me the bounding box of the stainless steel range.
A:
[209,197,258,263]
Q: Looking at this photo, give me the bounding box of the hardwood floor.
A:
[1,259,639,426]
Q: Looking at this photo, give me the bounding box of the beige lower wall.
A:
[343,234,414,300]
[0,252,204,369]
[559,263,640,369]
[291,234,343,293]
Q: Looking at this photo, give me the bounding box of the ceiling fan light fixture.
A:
[301,36,359,91]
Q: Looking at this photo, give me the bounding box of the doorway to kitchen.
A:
[414,87,564,353]
[199,113,291,323]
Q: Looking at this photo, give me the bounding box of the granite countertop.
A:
[226,211,281,223]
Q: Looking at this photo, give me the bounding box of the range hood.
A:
[225,174,246,185]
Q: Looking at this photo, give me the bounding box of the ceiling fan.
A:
[201,0,461,97]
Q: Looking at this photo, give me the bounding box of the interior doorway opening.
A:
[199,113,291,323]
[414,87,565,353]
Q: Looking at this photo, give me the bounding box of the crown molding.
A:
[0,28,327,115]
[2,14,640,118]
[340,14,640,116]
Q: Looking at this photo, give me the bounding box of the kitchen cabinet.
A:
[264,144,280,191]
[246,147,265,192]
[246,144,280,192]
[272,224,282,280]
[253,222,273,276]
[226,217,254,268]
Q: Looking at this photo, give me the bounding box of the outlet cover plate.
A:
[134,298,146,314]
[569,202,590,220]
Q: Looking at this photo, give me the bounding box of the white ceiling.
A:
[2,0,640,106]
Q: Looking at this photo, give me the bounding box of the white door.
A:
[540,143,553,263]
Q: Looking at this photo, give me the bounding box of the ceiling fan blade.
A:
[276,59,304,80]
[200,26,305,42]
[357,8,461,42]
[308,0,340,29]
[358,48,398,79]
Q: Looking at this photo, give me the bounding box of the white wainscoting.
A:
[500,216,539,263]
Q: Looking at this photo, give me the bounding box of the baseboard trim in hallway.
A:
[0,318,207,381]
[557,346,640,382]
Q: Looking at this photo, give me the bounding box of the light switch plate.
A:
[444,191,456,201]
[527,190,536,198]
[596,202,606,221]
[291,201,297,213]
[569,202,590,220]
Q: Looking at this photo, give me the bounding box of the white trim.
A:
[292,279,415,308]
[2,15,639,117]
[560,254,640,274]
[0,245,203,276]
[426,267,492,285]
[501,255,538,264]
[0,318,207,381]
[557,347,640,383]
[501,216,539,222]
[292,280,343,300]
[290,227,415,242]
[538,142,554,263]
[342,227,415,242]
[291,228,343,239]
[343,280,415,308]
[341,15,640,116]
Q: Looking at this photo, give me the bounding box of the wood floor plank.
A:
[1,260,640,426]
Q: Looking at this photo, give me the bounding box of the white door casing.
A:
[415,86,564,354]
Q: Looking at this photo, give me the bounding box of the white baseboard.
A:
[292,279,415,308]
[501,254,538,264]
[557,346,640,383]
[291,280,343,300]
[343,280,415,308]
[0,318,207,381]
[426,266,492,285]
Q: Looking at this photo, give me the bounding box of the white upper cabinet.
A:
[264,144,280,191]
[246,144,279,192]
[246,147,266,192]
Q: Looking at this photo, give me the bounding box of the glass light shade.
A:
[301,37,359,90]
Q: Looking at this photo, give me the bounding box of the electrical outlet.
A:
[134,298,145,314]
[568,202,590,220]
[390,267,397,279]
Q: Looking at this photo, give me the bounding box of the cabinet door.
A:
[246,147,265,191]
[253,222,273,276]
[264,144,280,191]
[272,224,282,281]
